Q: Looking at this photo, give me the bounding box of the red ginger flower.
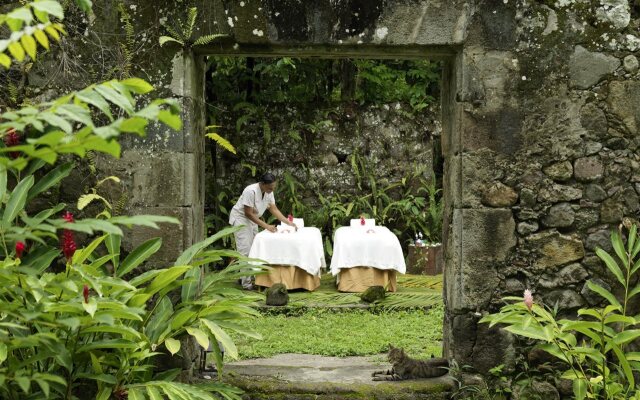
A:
[360,216,365,226]
[83,284,89,303]
[61,211,76,262]
[4,128,21,159]
[15,241,26,259]
[287,214,293,222]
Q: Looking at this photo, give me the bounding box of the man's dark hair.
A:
[260,173,276,184]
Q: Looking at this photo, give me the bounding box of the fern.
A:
[159,7,226,49]
[193,33,227,46]
[116,1,135,78]
[186,7,198,39]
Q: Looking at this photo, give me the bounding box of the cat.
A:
[372,344,448,381]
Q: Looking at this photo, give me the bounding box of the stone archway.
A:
[168,0,507,371]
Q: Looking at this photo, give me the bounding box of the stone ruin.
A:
[21,0,640,375]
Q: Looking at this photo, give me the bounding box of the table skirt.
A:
[255,265,320,291]
[337,267,397,293]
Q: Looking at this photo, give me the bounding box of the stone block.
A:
[124,151,198,208]
[527,231,584,269]
[585,230,613,252]
[538,184,582,203]
[542,202,575,228]
[460,108,523,155]
[600,198,624,224]
[517,221,539,235]
[607,80,640,134]
[574,156,604,182]
[543,161,573,181]
[569,46,620,89]
[457,208,517,262]
[623,55,639,73]
[539,263,589,289]
[481,182,518,207]
[584,184,607,202]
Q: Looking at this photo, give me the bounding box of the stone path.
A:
[212,354,456,399]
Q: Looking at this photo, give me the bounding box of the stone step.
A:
[211,354,455,400]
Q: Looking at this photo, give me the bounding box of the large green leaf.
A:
[200,319,238,360]
[573,378,587,400]
[586,280,622,308]
[105,233,121,271]
[117,237,161,277]
[27,162,74,200]
[0,165,6,203]
[164,338,180,355]
[145,265,191,294]
[110,215,180,229]
[179,226,241,302]
[1,175,34,230]
[30,1,64,19]
[596,248,625,287]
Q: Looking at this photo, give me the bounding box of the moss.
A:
[218,373,454,399]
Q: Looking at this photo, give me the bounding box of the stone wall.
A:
[210,100,440,210]
[6,0,640,378]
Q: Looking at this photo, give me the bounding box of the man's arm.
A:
[244,206,276,232]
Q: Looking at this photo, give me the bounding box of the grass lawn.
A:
[229,274,445,361]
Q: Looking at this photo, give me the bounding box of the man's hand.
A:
[266,224,277,233]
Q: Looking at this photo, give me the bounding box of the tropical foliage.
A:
[1,1,264,399]
[481,221,640,400]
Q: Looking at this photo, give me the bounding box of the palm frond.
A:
[376,292,442,310]
[397,274,443,290]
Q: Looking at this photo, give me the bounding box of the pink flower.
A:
[83,284,89,303]
[287,214,293,222]
[15,241,26,259]
[360,216,365,226]
[524,289,533,311]
[60,212,76,262]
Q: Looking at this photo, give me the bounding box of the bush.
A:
[481,220,640,400]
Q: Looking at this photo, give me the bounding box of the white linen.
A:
[350,218,375,227]
[249,227,326,276]
[277,218,305,232]
[330,226,406,275]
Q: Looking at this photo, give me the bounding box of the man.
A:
[229,172,296,289]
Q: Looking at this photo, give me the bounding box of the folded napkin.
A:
[277,224,296,233]
[350,218,375,227]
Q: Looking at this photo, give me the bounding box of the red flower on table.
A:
[287,214,293,222]
[360,216,365,226]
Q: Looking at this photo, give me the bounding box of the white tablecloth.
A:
[330,226,406,275]
[249,227,326,276]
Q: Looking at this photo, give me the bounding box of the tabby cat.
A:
[372,345,448,381]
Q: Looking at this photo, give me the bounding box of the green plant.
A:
[481,221,640,400]
[0,0,73,69]
[159,7,225,49]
